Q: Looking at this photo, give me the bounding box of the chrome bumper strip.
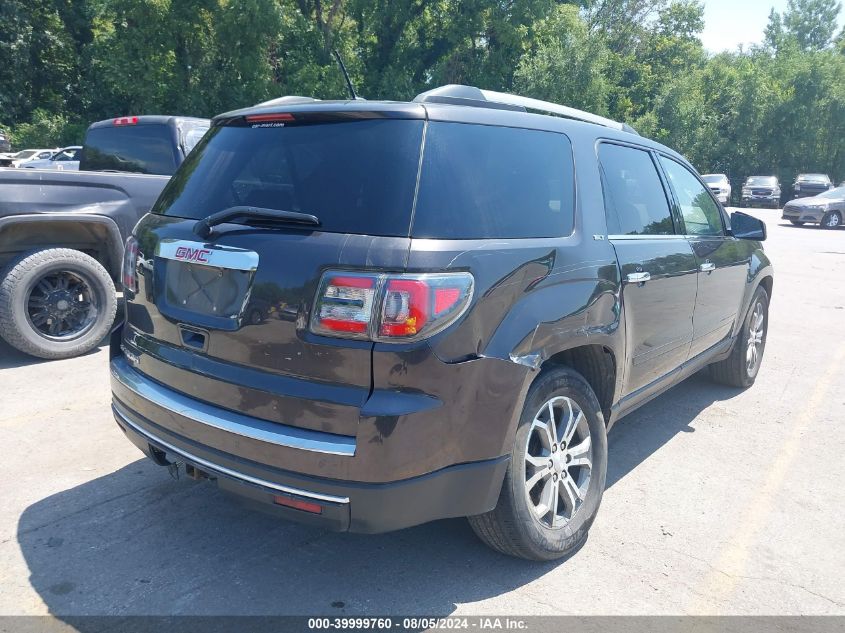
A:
[112,402,350,504]
[110,357,356,457]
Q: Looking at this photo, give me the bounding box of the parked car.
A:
[0,115,209,359]
[701,174,732,205]
[0,148,56,168]
[22,145,82,171]
[792,173,833,198]
[0,129,10,153]
[741,176,781,208]
[110,85,773,561]
[782,186,845,229]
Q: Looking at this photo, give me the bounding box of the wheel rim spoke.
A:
[25,269,99,340]
[524,395,592,529]
[566,436,592,469]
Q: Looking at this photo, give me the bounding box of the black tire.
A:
[790,221,805,226]
[0,248,117,359]
[709,286,769,388]
[821,210,842,230]
[468,367,608,560]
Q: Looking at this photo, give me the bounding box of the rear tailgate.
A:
[121,108,425,438]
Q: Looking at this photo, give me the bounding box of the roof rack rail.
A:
[413,84,637,135]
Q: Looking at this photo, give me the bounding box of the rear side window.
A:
[599,143,675,236]
[412,122,574,239]
[81,125,177,175]
[658,156,724,236]
[153,119,424,237]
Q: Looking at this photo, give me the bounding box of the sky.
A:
[700,0,844,52]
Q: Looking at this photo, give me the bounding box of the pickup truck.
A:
[0,115,209,359]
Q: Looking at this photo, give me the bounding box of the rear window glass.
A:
[153,119,424,237]
[81,124,177,175]
[412,122,574,239]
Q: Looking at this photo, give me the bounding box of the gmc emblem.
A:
[174,246,211,263]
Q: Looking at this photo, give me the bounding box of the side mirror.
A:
[730,211,766,241]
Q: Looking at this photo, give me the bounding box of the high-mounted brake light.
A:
[311,271,473,342]
[113,116,139,126]
[122,236,139,292]
[246,113,295,123]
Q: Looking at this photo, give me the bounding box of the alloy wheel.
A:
[25,270,100,341]
[746,301,765,375]
[524,396,593,528]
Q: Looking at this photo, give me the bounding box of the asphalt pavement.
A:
[0,209,843,617]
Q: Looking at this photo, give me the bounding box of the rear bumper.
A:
[110,356,511,533]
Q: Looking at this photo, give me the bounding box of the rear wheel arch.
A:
[0,214,124,280]
[540,345,617,425]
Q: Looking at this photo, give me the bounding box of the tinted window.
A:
[659,157,724,236]
[412,122,574,239]
[154,119,424,237]
[599,144,674,235]
[798,174,829,183]
[81,125,177,175]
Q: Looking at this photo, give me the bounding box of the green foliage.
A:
[781,0,843,50]
[514,5,608,113]
[9,110,86,148]
[0,0,843,185]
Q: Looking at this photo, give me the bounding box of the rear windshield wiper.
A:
[194,206,321,238]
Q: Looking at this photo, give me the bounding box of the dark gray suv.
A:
[110,85,773,560]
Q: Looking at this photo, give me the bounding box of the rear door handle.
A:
[700,261,716,273]
[626,272,651,284]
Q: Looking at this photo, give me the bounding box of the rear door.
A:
[124,111,426,438]
[599,142,698,396]
[657,156,749,358]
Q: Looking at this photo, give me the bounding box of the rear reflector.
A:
[246,113,295,123]
[273,495,322,514]
[113,116,138,126]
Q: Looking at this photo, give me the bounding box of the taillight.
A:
[113,116,138,126]
[122,236,139,292]
[246,113,295,123]
[311,271,473,342]
[311,274,378,339]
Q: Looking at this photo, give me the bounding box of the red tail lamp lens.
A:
[312,275,377,337]
[113,116,138,126]
[311,271,473,341]
[380,279,430,337]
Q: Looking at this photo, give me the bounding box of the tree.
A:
[513,4,609,113]
[781,0,843,50]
